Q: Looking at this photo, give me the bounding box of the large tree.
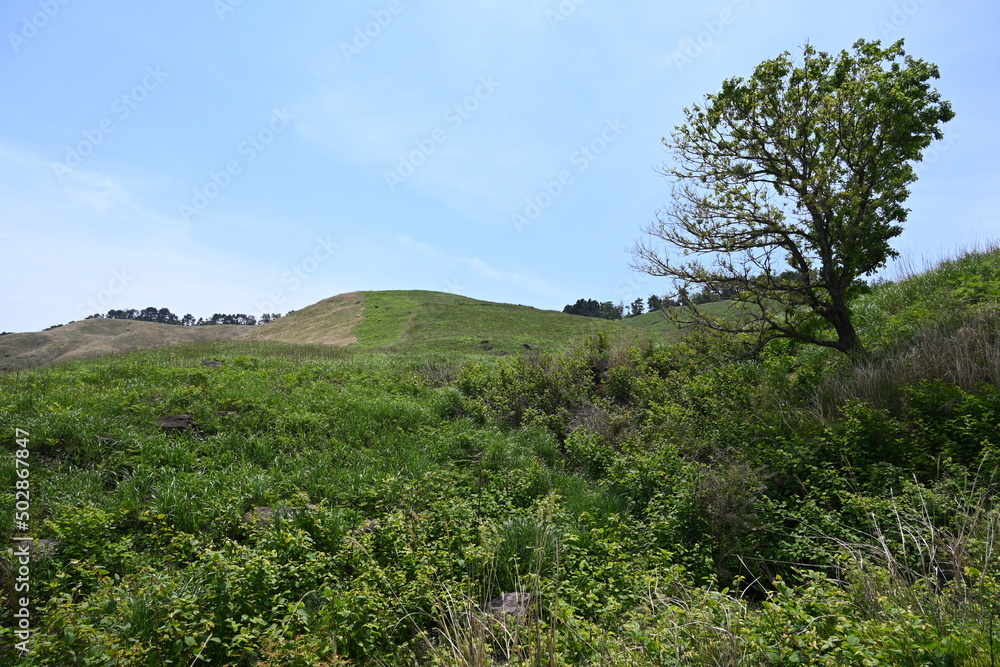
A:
[631,39,954,355]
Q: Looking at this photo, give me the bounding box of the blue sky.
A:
[2,0,997,332]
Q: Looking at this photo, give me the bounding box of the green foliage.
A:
[633,38,954,355]
[4,249,1000,664]
[859,245,1000,349]
[823,381,1000,483]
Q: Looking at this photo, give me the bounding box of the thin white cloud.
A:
[0,144,291,330]
[296,85,438,164]
[0,142,185,239]
[296,75,549,222]
[290,4,634,220]
[61,170,131,217]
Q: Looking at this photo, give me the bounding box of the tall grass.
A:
[815,306,1000,419]
[421,505,560,666]
[814,244,1000,419]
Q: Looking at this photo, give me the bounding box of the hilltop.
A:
[1,290,681,371]
[348,290,676,352]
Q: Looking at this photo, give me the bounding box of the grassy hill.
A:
[1,290,677,371]
[4,249,1000,664]
[351,290,671,353]
[0,318,247,372]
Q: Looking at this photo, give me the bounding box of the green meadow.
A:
[350,290,677,353]
[3,249,1000,665]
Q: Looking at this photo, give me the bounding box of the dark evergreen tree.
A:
[563,299,602,318]
[599,301,623,320]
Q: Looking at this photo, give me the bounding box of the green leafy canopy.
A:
[632,38,955,355]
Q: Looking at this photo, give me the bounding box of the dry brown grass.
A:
[0,318,247,371]
[240,291,364,346]
[0,292,367,372]
[813,307,1000,420]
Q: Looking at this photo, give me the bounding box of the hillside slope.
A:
[351,290,670,353]
[2,291,678,370]
[0,318,247,371]
[625,299,735,331]
[240,291,364,346]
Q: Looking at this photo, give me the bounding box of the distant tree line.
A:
[563,299,625,320]
[85,307,282,326]
[670,271,870,307]
[678,285,739,306]
[561,295,674,320]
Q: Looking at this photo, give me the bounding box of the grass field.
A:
[351,290,671,353]
[3,250,1000,664]
[622,299,734,332]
